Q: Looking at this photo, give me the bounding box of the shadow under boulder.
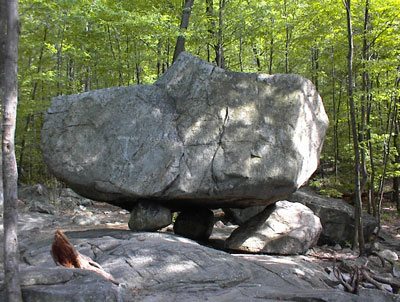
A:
[173,208,214,241]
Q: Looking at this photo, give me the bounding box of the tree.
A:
[1,0,23,300]
[0,0,6,210]
[343,0,365,255]
[173,0,195,63]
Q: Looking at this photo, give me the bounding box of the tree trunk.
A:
[172,0,195,63]
[239,37,243,72]
[31,26,47,101]
[252,45,262,72]
[56,19,66,96]
[343,0,365,255]
[157,39,162,77]
[1,0,23,300]
[284,0,290,73]
[215,0,226,68]
[206,0,225,69]
[268,17,274,74]
[17,114,32,182]
[394,119,400,211]
[331,51,339,182]
[376,97,397,229]
[0,0,6,210]
[360,0,370,196]
[311,46,319,90]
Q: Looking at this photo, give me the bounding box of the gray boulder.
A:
[42,52,329,209]
[128,201,172,231]
[226,200,322,254]
[288,188,378,245]
[173,208,214,240]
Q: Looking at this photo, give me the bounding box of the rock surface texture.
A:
[226,200,322,254]
[288,188,378,245]
[42,52,329,209]
[0,188,398,302]
[1,228,396,302]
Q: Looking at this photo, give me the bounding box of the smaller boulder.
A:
[173,208,214,241]
[226,201,322,255]
[128,202,172,232]
[223,206,266,226]
[288,188,378,245]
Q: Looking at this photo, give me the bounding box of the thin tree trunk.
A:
[343,0,365,255]
[114,28,124,86]
[125,35,131,85]
[0,0,6,210]
[239,37,243,72]
[106,25,123,86]
[366,92,375,214]
[157,39,162,77]
[206,0,225,68]
[172,0,195,63]
[268,17,274,74]
[134,41,141,85]
[206,0,215,63]
[284,0,290,74]
[17,114,32,181]
[252,45,261,72]
[360,0,370,195]
[368,119,377,216]
[216,0,226,68]
[31,26,47,100]
[376,98,397,228]
[331,51,339,182]
[1,0,23,300]
[393,119,400,211]
[56,17,66,96]
[311,46,319,90]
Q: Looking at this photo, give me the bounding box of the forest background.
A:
[12,0,400,217]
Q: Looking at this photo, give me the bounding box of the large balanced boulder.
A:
[42,52,329,210]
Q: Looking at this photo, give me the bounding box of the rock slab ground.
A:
[0,186,398,302]
[1,227,398,302]
[42,52,329,210]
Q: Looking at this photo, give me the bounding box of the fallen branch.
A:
[333,261,359,294]
[51,230,119,285]
[361,269,386,291]
[370,274,400,294]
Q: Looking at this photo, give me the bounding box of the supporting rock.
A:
[173,208,214,241]
[128,201,172,232]
[288,188,378,245]
[226,201,322,255]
